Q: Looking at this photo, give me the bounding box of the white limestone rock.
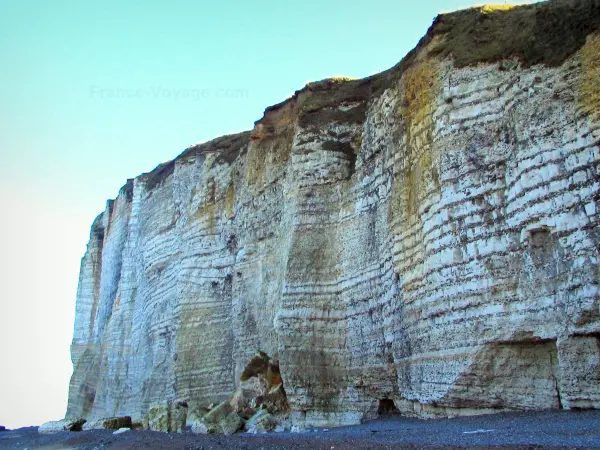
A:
[38,419,86,434]
[66,1,600,431]
[82,416,132,430]
[201,401,244,436]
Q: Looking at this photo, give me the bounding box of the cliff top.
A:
[132,0,599,193]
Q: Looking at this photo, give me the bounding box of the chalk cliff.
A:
[68,0,600,428]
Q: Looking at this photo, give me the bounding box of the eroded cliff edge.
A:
[68,0,600,427]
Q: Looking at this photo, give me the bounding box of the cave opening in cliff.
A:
[377,398,400,417]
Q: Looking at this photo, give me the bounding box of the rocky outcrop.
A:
[38,419,86,434]
[82,416,132,430]
[67,0,600,429]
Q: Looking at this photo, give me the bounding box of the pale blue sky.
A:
[0,0,539,428]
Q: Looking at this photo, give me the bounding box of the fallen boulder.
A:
[186,413,215,434]
[186,401,215,434]
[229,377,264,419]
[171,401,188,433]
[82,416,132,430]
[245,409,276,434]
[262,383,289,414]
[146,402,170,432]
[200,401,243,436]
[221,412,244,436]
[38,418,86,434]
[189,352,292,435]
[145,399,188,432]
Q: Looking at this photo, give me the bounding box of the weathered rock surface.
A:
[38,418,86,434]
[67,0,600,429]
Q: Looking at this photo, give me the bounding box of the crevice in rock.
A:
[548,344,564,409]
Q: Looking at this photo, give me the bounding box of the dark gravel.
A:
[1,410,599,449]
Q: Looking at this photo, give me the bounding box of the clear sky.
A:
[0,0,540,429]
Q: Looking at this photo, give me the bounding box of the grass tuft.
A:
[431,0,600,68]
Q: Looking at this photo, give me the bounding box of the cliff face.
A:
[68,1,600,427]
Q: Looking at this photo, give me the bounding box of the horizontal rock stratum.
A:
[67,0,600,428]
